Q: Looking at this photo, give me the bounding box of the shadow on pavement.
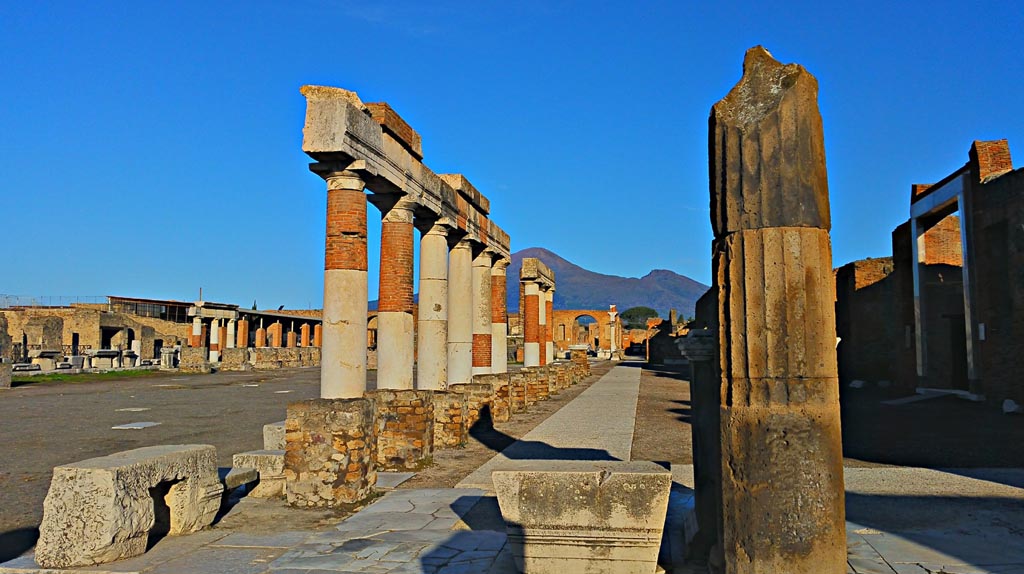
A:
[468,405,617,461]
[0,527,38,562]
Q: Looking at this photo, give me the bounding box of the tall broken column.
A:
[707,46,845,572]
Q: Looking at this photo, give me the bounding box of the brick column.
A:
[209,319,221,362]
[491,258,510,374]
[286,330,297,348]
[226,319,236,349]
[312,324,322,347]
[545,288,555,363]
[236,319,249,348]
[417,220,449,390]
[447,237,474,386]
[300,323,311,347]
[268,322,283,348]
[376,199,416,390]
[190,316,202,348]
[523,281,541,367]
[317,168,368,399]
[255,319,266,348]
[472,249,494,375]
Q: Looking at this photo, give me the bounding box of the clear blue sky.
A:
[2,1,1021,308]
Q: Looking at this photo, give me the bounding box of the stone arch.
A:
[550,310,616,353]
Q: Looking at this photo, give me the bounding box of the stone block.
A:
[263,420,286,450]
[219,348,249,371]
[284,398,376,507]
[253,347,283,370]
[433,391,468,449]
[448,382,494,430]
[36,445,223,568]
[365,389,434,470]
[220,466,257,491]
[0,362,10,389]
[178,347,211,374]
[232,450,285,498]
[493,461,672,574]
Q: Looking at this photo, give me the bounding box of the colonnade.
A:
[519,257,556,367]
[189,314,322,356]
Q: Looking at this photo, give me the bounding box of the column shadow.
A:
[468,405,618,461]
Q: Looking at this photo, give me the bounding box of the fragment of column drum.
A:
[493,461,671,574]
[284,399,376,507]
[366,389,434,470]
[36,445,223,568]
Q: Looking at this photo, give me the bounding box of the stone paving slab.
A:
[456,363,642,490]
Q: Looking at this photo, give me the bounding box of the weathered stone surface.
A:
[284,399,376,507]
[524,367,549,405]
[710,46,831,235]
[232,450,285,498]
[263,420,286,450]
[0,361,10,389]
[701,46,846,573]
[493,461,671,574]
[509,372,527,413]
[178,347,210,374]
[36,445,223,568]
[472,373,511,422]
[219,347,249,371]
[448,382,494,431]
[432,391,468,449]
[366,389,434,470]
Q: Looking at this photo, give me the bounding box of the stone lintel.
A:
[520,257,555,289]
[365,102,424,161]
[439,173,491,215]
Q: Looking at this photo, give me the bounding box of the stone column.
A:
[255,318,266,348]
[523,281,541,367]
[417,221,449,389]
[236,319,249,348]
[300,324,311,347]
[447,238,474,386]
[537,287,547,366]
[226,319,236,349]
[706,46,845,572]
[190,317,202,348]
[209,319,221,362]
[608,307,618,354]
[317,168,368,399]
[491,258,510,374]
[376,198,416,390]
[545,288,555,363]
[312,324,322,347]
[471,249,494,375]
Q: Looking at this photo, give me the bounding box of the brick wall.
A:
[325,188,368,271]
[834,258,897,384]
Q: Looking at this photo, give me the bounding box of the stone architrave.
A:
[705,46,845,572]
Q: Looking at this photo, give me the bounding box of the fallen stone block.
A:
[36,444,223,568]
[220,466,258,491]
[232,450,285,498]
[263,420,286,450]
[493,461,671,574]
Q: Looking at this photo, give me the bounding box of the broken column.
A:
[314,166,368,398]
[417,220,450,389]
[705,46,845,572]
[491,258,510,374]
[209,319,221,362]
[447,237,474,385]
[376,197,416,389]
[472,249,494,375]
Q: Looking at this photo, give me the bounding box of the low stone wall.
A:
[366,390,434,470]
[284,398,376,507]
[433,392,468,449]
[509,372,527,413]
[251,347,321,370]
[472,373,512,423]
[524,368,549,405]
[449,382,494,431]
[220,348,249,372]
[179,347,211,374]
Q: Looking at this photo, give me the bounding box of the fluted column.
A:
[417,221,449,389]
[545,288,555,363]
[447,238,474,385]
[490,258,510,374]
[317,168,368,399]
[472,249,494,375]
[376,198,416,390]
[523,281,541,367]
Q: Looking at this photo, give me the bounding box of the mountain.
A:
[507,247,709,319]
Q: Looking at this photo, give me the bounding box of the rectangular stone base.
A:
[494,461,671,574]
[284,398,376,507]
[366,390,434,470]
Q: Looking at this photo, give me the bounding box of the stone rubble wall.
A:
[366,389,434,470]
[178,347,211,374]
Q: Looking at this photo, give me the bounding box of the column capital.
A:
[310,162,367,191]
[491,257,511,274]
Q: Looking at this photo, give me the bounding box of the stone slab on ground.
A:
[457,362,643,490]
[376,472,416,491]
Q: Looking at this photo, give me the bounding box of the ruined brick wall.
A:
[834,258,897,384]
[923,215,963,267]
[549,310,611,352]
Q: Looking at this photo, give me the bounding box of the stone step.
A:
[232,450,285,498]
[263,420,285,450]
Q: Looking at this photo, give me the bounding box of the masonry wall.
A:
[834,258,896,385]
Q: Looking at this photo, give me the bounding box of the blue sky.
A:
[2,1,1021,308]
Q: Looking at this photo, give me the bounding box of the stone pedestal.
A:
[493,461,671,574]
[284,398,376,507]
[366,389,434,470]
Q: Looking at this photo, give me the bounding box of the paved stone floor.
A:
[2,362,1023,573]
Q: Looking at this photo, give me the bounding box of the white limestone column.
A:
[471,249,494,376]
[209,318,221,362]
[320,169,368,398]
[538,285,547,366]
[226,319,236,349]
[417,221,449,390]
[608,307,618,353]
[191,316,202,348]
[545,288,555,364]
[447,238,474,385]
[524,281,541,367]
[376,199,416,390]
[490,258,509,374]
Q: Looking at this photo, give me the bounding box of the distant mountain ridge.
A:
[507,247,708,319]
